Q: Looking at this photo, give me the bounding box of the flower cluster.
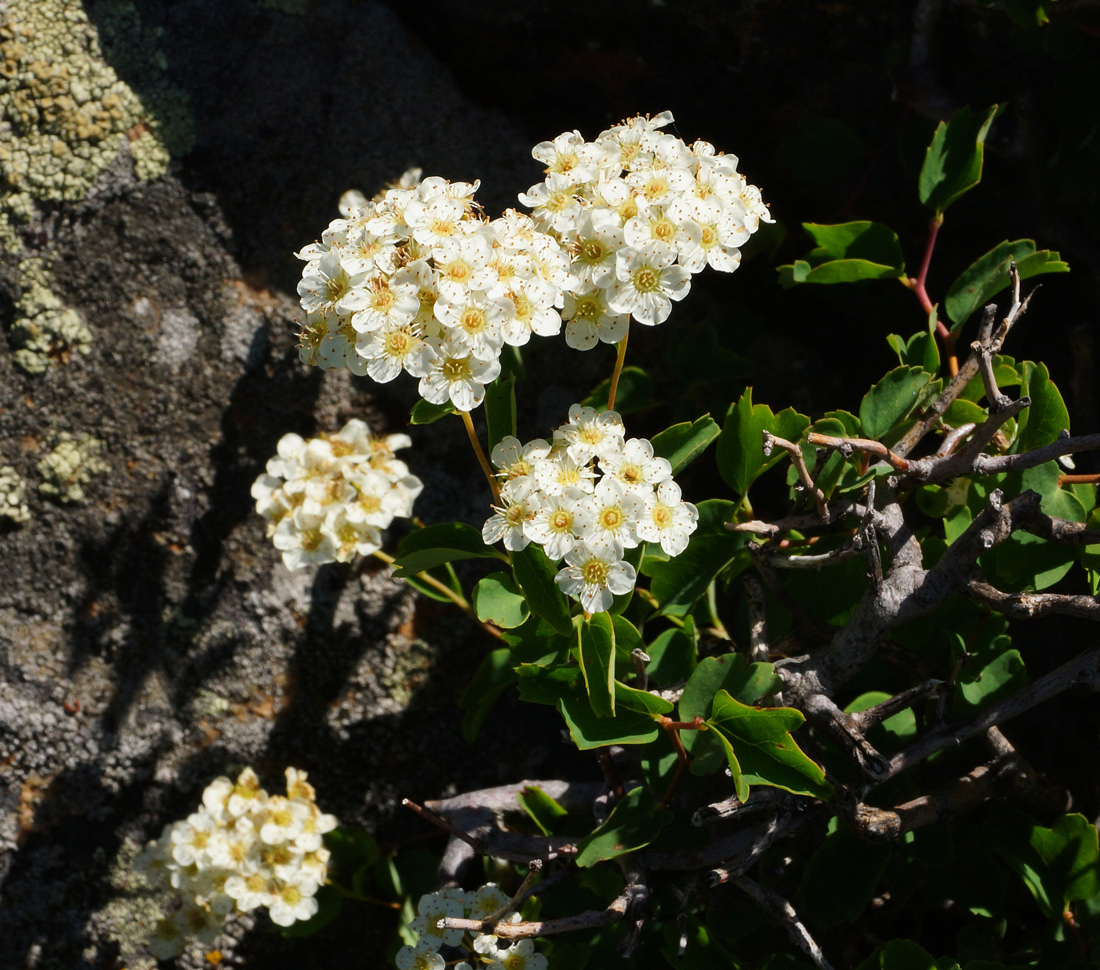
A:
[251,418,421,570]
[136,767,337,958]
[395,885,547,970]
[519,111,772,349]
[483,404,698,613]
[294,170,571,411]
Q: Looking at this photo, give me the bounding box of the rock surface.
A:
[0,2,570,966]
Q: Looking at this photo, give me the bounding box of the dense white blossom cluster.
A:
[483,404,698,613]
[252,418,421,570]
[136,767,337,958]
[294,170,571,411]
[396,885,547,970]
[519,111,772,349]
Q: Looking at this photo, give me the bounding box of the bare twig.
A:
[441,888,633,939]
[732,876,835,970]
[693,788,786,826]
[885,647,1100,780]
[966,579,1100,621]
[744,574,769,664]
[764,432,828,518]
[802,693,890,780]
[482,860,543,930]
[805,432,910,471]
[847,678,944,733]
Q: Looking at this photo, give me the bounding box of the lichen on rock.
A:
[36,431,107,503]
[0,464,30,523]
[9,256,93,373]
[0,0,194,246]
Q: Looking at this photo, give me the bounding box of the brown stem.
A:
[461,409,501,504]
[607,331,630,412]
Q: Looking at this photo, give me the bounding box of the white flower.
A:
[518,172,582,234]
[297,250,370,315]
[532,453,596,497]
[555,542,637,614]
[554,404,626,465]
[570,209,624,288]
[636,480,699,556]
[573,477,644,556]
[268,880,319,926]
[524,489,584,561]
[434,292,511,362]
[483,939,548,970]
[169,811,217,867]
[417,336,501,411]
[258,796,310,845]
[463,883,512,919]
[607,241,691,326]
[410,890,465,947]
[491,436,552,482]
[396,940,446,970]
[599,437,671,493]
[350,276,419,333]
[483,478,541,552]
[500,277,562,345]
[562,286,629,351]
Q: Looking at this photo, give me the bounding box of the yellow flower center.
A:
[599,506,624,531]
[442,357,471,382]
[384,328,414,356]
[631,266,660,294]
[582,557,609,585]
[619,463,643,485]
[460,306,489,334]
[550,510,572,532]
[653,504,672,527]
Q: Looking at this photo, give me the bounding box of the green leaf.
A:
[575,786,673,867]
[844,691,917,743]
[978,461,1084,591]
[558,697,661,749]
[645,627,697,685]
[782,221,905,284]
[393,522,503,575]
[651,414,721,475]
[952,627,1027,715]
[680,655,783,773]
[1015,360,1070,453]
[459,648,516,741]
[516,785,568,836]
[644,500,744,616]
[484,375,517,450]
[512,544,574,636]
[705,690,831,802]
[985,808,1100,919]
[578,613,616,717]
[716,387,810,496]
[473,572,530,629]
[409,398,456,425]
[798,825,891,928]
[886,327,940,373]
[580,366,654,415]
[878,940,938,970]
[944,240,1069,329]
[516,664,662,748]
[919,105,1000,215]
[859,366,933,440]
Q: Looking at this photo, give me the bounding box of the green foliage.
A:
[918,104,1000,215]
[580,365,654,414]
[986,809,1100,920]
[944,239,1069,330]
[799,825,891,928]
[484,375,517,448]
[473,571,530,629]
[512,544,574,635]
[575,786,673,866]
[716,387,810,497]
[409,398,456,424]
[651,414,721,475]
[778,221,905,285]
[705,690,831,802]
[392,522,503,575]
[859,365,934,440]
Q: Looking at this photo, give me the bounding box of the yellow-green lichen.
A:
[0,0,194,246]
[9,256,92,373]
[37,431,107,503]
[0,465,30,523]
